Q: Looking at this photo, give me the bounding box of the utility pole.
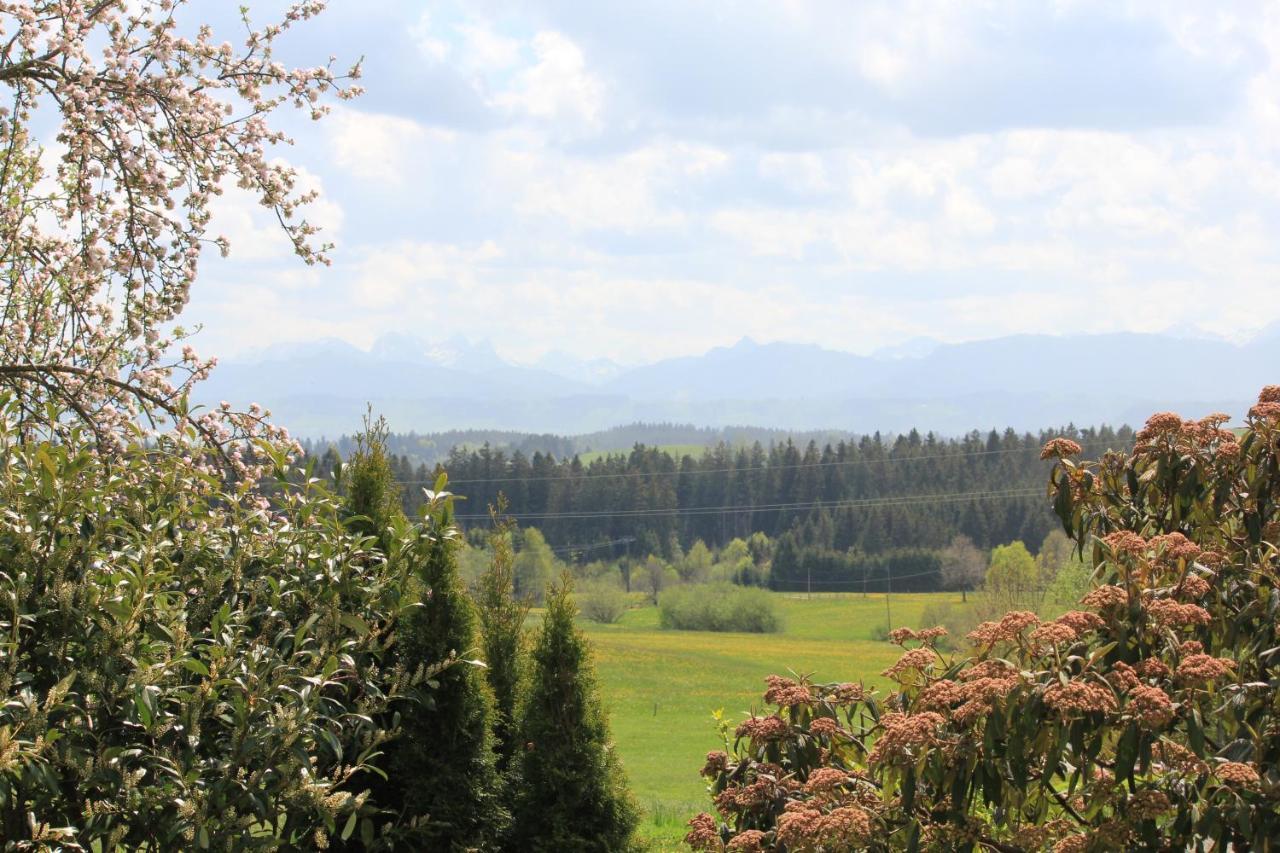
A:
[885,565,892,632]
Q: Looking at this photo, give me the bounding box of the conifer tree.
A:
[474,500,529,774]
[342,411,404,550]
[511,577,639,852]
[375,487,508,849]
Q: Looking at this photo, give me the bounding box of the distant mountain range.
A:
[194,328,1280,438]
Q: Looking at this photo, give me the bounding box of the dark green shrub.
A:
[0,403,432,849]
[658,583,783,633]
[511,578,638,851]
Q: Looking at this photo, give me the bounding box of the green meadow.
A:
[579,592,972,850]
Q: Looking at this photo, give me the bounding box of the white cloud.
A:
[353,241,503,309]
[457,21,524,72]
[182,0,1280,365]
[501,140,728,232]
[493,31,605,127]
[328,107,452,184]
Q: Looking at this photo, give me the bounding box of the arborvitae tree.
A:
[511,577,639,852]
[342,411,404,550]
[378,489,508,849]
[473,500,529,774]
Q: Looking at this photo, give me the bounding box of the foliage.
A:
[577,593,968,846]
[771,544,942,594]
[0,401,435,849]
[0,1,357,461]
[578,579,631,624]
[659,584,783,634]
[514,527,559,604]
[473,504,530,775]
[679,541,715,583]
[341,412,405,551]
[641,555,677,604]
[369,482,507,850]
[973,539,1040,622]
[511,578,639,851]
[418,428,1134,565]
[1036,529,1078,587]
[687,391,1280,851]
[939,534,986,601]
[1041,530,1094,611]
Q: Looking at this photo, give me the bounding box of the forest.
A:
[300,424,1133,593]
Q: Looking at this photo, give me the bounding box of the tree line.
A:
[305,424,1133,576]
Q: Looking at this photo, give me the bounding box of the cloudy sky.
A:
[189,0,1280,365]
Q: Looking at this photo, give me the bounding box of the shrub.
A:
[689,390,1280,851]
[658,583,783,633]
[511,578,639,851]
[577,579,630,624]
[0,405,434,849]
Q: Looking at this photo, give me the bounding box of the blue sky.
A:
[188,0,1280,365]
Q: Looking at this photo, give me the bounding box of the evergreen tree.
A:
[342,411,404,550]
[474,501,529,774]
[377,491,508,849]
[511,577,639,851]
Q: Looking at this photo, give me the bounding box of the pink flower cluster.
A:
[966,610,1038,647]
[1040,438,1083,460]
[866,712,944,765]
[763,675,814,707]
[0,0,358,472]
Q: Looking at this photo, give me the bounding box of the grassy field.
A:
[579,592,971,850]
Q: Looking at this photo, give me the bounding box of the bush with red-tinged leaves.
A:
[688,388,1280,851]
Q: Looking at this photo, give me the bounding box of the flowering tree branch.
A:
[0,0,360,472]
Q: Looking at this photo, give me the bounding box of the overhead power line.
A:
[392,439,1122,488]
[770,568,944,587]
[549,536,637,555]
[452,486,1044,522]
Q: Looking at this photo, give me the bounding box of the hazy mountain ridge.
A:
[198,330,1275,437]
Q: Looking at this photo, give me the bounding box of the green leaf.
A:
[1245,511,1262,545]
[341,810,358,841]
[902,767,916,814]
[339,612,370,635]
[135,692,153,727]
[292,613,320,651]
[1188,711,1206,757]
[1115,724,1139,785]
[906,820,921,853]
[36,446,57,478]
[180,658,210,678]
